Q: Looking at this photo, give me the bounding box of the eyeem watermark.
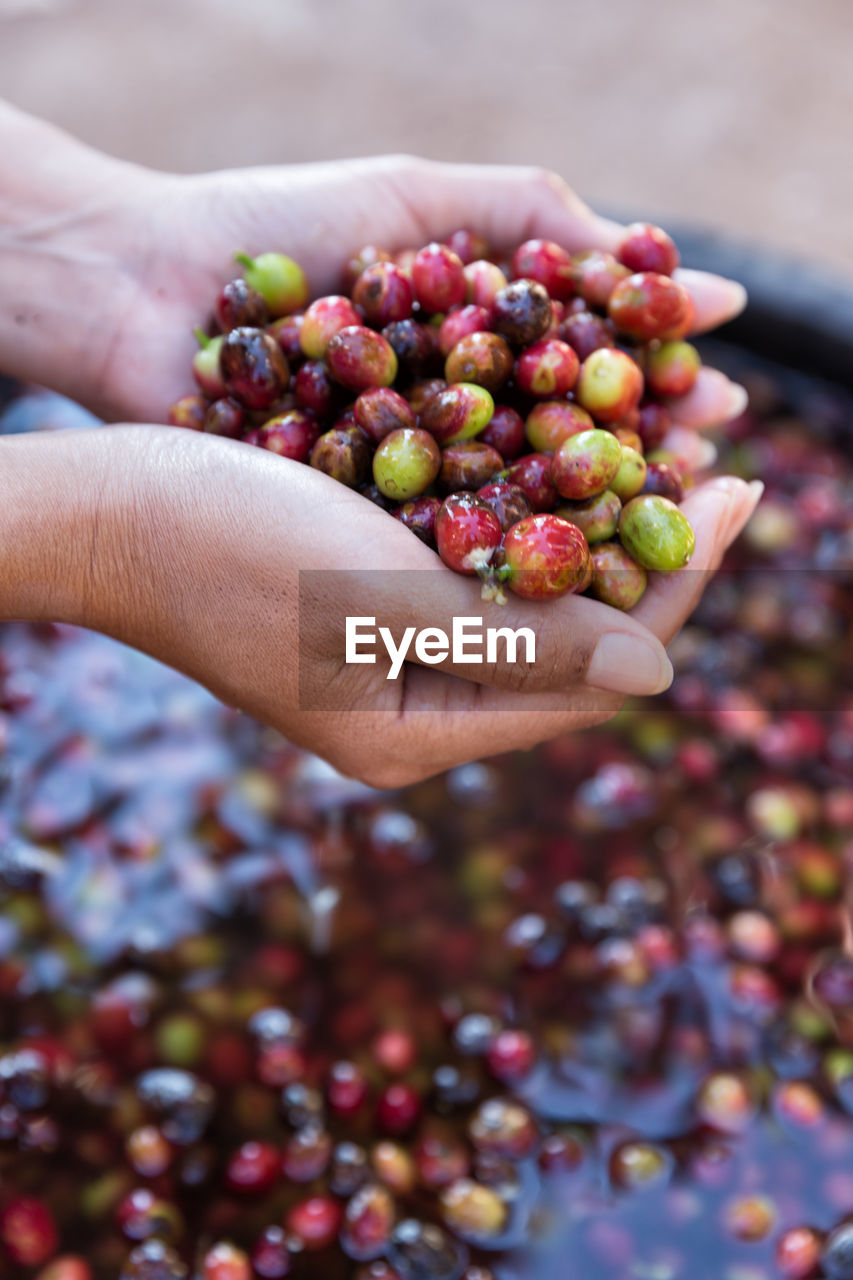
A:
[346,616,536,680]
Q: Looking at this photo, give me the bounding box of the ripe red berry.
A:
[618,222,680,276]
[501,514,591,600]
[352,262,414,326]
[503,452,559,512]
[300,295,362,359]
[255,411,319,463]
[608,272,690,342]
[438,306,491,358]
[511,238,575,299]
[480,404,526,460]
[285,1196,343,1251]
[435,493,502,575]
[515,338,579,398]
[326,326,399,392]
[411,243,467,313]
[376,1082,422,1135]
[225,1140,280,1195]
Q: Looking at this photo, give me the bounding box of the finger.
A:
[660,425,718,474]
[667,367,749,430]
[630,476,764,645]
[676,267,748,333]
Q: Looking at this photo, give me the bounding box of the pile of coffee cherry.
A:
[169,225,704,608]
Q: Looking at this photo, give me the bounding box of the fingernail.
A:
[696,438,718,470]
[587,633,674,697]
[721,279,748,318]
[724,479,764,544]
[725,383,749,420]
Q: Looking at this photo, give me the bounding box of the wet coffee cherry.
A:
[515,338,579,398]
[0,1048,50,1110]
[511,238,575,300]
[202,1243,251,1280]
[36,1259,92,1280]
[353,387,416,443]
[776,1226,824,1279]
[420,383,495,446]
[286,1195,343,1251]
[439,441,503,493]
[560,309,615,360]
[294,358,336,416]
[412,242,467,313]
[310,425,371,488]
[393,496,442,545]
[608,272,691,341]
[480,404,525,460]
[341,1183,395,1261]
[476,481,533,532]
[556,489,621,543]
[353,262,414,326]
[577,348,644,422]
[618,494,696,571]
[438,306,491,358]
[168,393,207,430]
[282,1126,333,1181]
[572,250,630,308]
[300,295,362,359]
[525,401,593,453]
[382,319,438,377]
[464,259,508,309]
[485,1028,536,1081]
[343,243,392,292]
[610,445,648,502]
[372,1140,416,1194]
[204,397,244,439]
[642,460,684,503]
[440,1179,507,1242]
[327,325,399,392]
[255,410,319,462]
[216,278,268,331]
[551,428,623,501]
[250,1226,291,1278]
[491,278,552,347]
[376,1083,422,1135]
[135,1069,214,1145]
[192,332,226,398]
[226,1140,280,1194]
[609,1141,673,1191]
[387,1219,470,1280]
[502,453,559,511]
[469,1098,536,1157]
[0,1197,58,1266]
[645,340,701,398]
[220,327,289,410]
[329,1141,370,1197]
[234,251,309,317]
[618,222,680,276]
[267,312,304,362]
[446,228,491,264]
[696,1072,756,1134]
[812,953,853,1009]
[373,428,441,501]
[444,332,513,394]
[724,1194,776,1242]
[501,514,590,600]
[435,493,502,575]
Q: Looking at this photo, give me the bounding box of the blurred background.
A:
[1,0,852,273]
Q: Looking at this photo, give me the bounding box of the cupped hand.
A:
[68,426,761,789]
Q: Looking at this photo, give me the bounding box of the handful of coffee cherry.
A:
[170,224,712,609]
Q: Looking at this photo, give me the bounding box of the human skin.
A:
[0,101,759,787]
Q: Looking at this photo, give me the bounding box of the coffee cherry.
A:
[476,481,533,532]
[388,1220,469,1280]
[440,1179,507,1242]
[696,1072,756,1134]
[192,332,227,398]
[480,404,525,460]
[464,259,508,309]
[235,252,308,317]
[608,272,690,341]
[220,327,289,410]
[577,348,644,422]
[407,377,447,415]
[216,278,268,331]
[411,243,467,313]
[376,1082,422,1135]
[618,222,680,276]
[515,339,579,398]
[560,309,615,361]
[327,1060,370,1118]
[255,410,319,462]
[300,295,362,359]
[551,428,623,501]
[372,1140,416,1194]
[202,1243,251,1280]
[327,326,399,392]
[525,401,593,452]
[444,332,513,394]
[485,1029,536,1081]
[420,383,495,445]
[226,1140,280,1194]
[36,1259,92,1280]
[589,541,647,610]
[501,514,591,600]
[503,452,559,511]
[446,229,491,264]
[168,393,207,430]
[438,306,491,358]
[491,278,552,347]
[645,340,701,398]
[439,441,503,493]
[120,1239,188,1280]
[609,1141,673,1190]
[557,489,622,543]
[393,497,442,545]
[353,262,414,326]
[572,250,630,308]
[135,1069,214,1146]
[341,1183,395,1261]
[469,1097,537,1157]
[637,401,672,450]
[373,428,441,500]
[382,319,438,377]
[352,387,415,444]
[311,425,371,488]
[294,359,336,416]
[267,313,304,362]
[286,1196,343,1251]
[619,494,696,571]
[642,461,684,503]
[203,397,244,439]
[610,445,648,501]
[511,238,575,300]
[776,1226,823,1279]
[343,244,392,292]
[435,493,502,575]
[282,1126,333,1182]
[0,1197,58,1266]
[724,1195,776,1242]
